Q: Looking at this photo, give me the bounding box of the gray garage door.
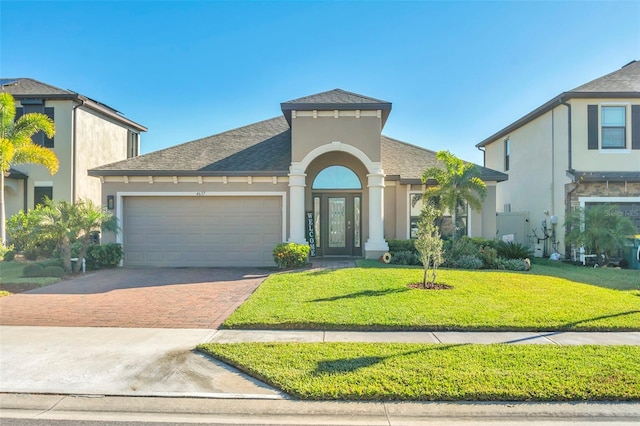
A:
[122,196,283,267]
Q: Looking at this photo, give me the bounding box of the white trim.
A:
[295,141,382,175]
[115,191,288,263]
[34,181,53,187]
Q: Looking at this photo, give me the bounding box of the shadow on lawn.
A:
[310,288,409,302]
[313,345,463,376]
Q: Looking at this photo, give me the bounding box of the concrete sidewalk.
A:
[209,329,640,345]
[2,394,639,425]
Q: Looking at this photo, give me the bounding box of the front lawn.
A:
[198,342,640,401]
[224,265,640,331]
[0,261,61,296]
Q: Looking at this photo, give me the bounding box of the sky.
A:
[1,0,639,165]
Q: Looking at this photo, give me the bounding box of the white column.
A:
[365,170,389,256]
[288,165,307,244]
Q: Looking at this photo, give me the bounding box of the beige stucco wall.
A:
[3,178,25,219]
[570,98,640,171]
[484,106,571,251]
[75,107,131,205]
[291,115,382,163]
[9,100,73,212]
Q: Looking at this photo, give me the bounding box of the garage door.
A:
[122,196,283,267]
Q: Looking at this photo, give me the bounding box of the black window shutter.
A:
[44,107,54,148]
[632,105,640,150]
[587,105,598,150]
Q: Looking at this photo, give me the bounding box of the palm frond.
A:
[12,143,59,174]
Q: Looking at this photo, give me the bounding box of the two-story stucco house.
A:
[477,60,640,257]
[89,89,507,267]
[1,78,147,219]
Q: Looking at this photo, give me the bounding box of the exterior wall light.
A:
[107,195,114,210]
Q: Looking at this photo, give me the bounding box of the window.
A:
[312,166,361,189]
[34,186,52,208]
[127,131,139,158]
[15,100,55,148]
[504,138,510,171]
[601,106,626,149]
[409,193,423,239]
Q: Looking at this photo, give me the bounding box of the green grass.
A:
[224,265,640,331]
[0,261,61,295]
[529,258,640,290]
[199,342,640,401]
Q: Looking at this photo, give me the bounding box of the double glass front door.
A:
[313,193,361,256]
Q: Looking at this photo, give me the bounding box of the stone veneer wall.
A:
[567,181,640,211]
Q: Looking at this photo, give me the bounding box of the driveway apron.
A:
[0,267,269,328]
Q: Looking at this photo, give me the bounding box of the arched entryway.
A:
[311,165,363,256]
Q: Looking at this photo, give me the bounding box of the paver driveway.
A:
[0,268,270,328]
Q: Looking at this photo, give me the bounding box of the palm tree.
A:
[421,151,487,241]
[37,198,118,273]
[0,92,59,246]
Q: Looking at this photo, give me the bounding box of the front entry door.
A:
[314,193,362,256]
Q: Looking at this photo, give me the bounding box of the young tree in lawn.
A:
[421,151,486,241]
[414,201,444,288]
[565,204,636,264]
[0,92,59,246]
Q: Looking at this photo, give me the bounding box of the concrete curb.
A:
[2,394,639,425]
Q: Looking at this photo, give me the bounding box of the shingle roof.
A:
[283,88,390,105]
[281,88,392,128]
[90,117,291,176]
[0,78,147,132]
[477,60,640,148]
[571,60,640,93]
[90,115,507,183]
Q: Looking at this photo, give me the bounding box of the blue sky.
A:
[1,1,639,165]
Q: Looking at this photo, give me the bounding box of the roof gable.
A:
[280,88,392,127]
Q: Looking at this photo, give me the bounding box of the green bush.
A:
[3,249,15,262]
[387,239,417,253]
[43,266,65,278]
[273,243,310,269]
[443,236,479,267]
[85,243,124,270]
[478,246,499,269]
[496,241,530,259]
[469,237,496,248]
[38,259,64,268]
[496,258,529,271]
[390,250,421,266]
[22,264,44,277]
[455,254,483,269]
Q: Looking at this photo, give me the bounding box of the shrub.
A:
[443,236,479,267]
[85,243,124,270]
[387,239,417,253]
[495,241,530,259]
[455,254,483,269]
[496,258,529,271]
[390,250,421,266]
[273,243,310,269]
[38,259,64,268]
[478,246,499,269]
[43,266,65,278]
[23,264,44,277]
[469,237,496,248]
[3,250,15,261]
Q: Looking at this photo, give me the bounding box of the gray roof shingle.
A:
[90,115,507,182]
[477,60,640,147]
[0,78,147,132]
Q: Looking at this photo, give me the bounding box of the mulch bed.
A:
[0,283,43,294]
[408,282,453,290]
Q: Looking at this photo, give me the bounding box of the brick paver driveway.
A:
[0,268,270,328]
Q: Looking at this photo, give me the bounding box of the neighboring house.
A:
[89,89,507,267]
[477,60,640,258]
[1,78,147,220]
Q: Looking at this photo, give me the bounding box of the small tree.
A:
[414,202,444,288]
[565,204,636,264]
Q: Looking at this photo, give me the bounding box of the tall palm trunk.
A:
[0,171,5,246]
